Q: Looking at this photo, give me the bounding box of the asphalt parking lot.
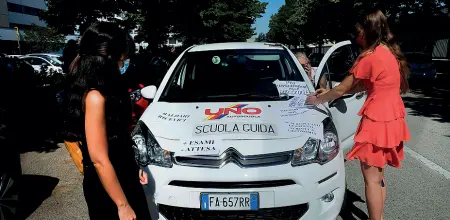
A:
[20,76,450,220]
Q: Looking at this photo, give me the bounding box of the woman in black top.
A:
[62,22,151,220]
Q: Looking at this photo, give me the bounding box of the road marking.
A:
[404,146,450,180]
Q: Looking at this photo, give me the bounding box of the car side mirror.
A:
[141,85,157,99]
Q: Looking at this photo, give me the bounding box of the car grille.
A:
[158,204,309,220]
[173,148,293,169]
[168,180,296,189]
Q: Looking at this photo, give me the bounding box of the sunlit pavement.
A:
[21,81,450,220]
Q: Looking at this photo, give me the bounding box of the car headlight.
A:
[291,120,339,166]
[132,120,173,168]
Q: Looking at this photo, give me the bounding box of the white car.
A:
[27,53,62,61]
[20,55,63,74]
[134,41,366,220]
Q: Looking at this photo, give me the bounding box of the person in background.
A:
[62,22,151,220]
[296,52,327,89]
[119,35,151,124]
[307,9,410,220]
[62,40,78,73]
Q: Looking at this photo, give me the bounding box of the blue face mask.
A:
[120,59,130,75]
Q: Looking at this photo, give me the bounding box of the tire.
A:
[0,174,19,220]
[341,181,348,212]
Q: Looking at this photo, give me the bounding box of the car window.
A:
[325,45,355,85]
[160,49,305,102]
[405,54,431,64]
[47,57,62,66]
[309,53,323,67]
[26,58,47,66]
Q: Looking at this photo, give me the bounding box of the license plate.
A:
[200,193,259,211]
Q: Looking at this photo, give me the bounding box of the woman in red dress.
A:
[307,9,411,220]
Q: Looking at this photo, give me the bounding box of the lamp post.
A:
[14,27,21,55]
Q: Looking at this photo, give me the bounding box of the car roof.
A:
[189,42,285,52]
[27,53,58,56]
[21,55,47,60]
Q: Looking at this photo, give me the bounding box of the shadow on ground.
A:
[18,175,59,219]
[339,189,369,220]
[404,74,450,123]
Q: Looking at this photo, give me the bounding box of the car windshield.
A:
[159,49,306,102]
[45,57,62,66]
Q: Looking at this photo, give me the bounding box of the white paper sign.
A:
[177,138,223,156]
[283,121,324,141]
[288,96,307,108]
[273,80,309,96]
[279,108,310,118]
[278,108,328,123]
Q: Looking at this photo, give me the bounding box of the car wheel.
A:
[341,181,348,212]
[0,174,19,220]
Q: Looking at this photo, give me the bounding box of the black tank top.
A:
[80,88,138,175]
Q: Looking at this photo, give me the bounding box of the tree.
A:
[267,0,299,46]
[268,0,447,47]
[40,0,141,34]
[172,0,268,44]
[24,25,65,53]
[255,33,268,42]
[41,0,267,50]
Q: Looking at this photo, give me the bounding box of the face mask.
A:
[120,59,130,75]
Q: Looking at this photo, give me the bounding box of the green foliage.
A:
[268,0,448,47]
[40,0,140,34]
[255,33,268,42]
[41,0,267,49]
[24,24,65,53]
[171,0,267,44]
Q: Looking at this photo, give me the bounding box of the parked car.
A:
[6,55,22,59]
[20,55,63,74]
[26,53,62,62]
[134,41,365,220]
[0,57,23,220]
[0,121,21,220]
[404,52,437,81]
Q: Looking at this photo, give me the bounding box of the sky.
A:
[254,0,285,35]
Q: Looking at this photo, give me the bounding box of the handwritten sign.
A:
[193,123,277,136]
[288,96,307,108]
[278,108,328,123]
[283,121,324,140]
[158,112,190,122]
[273,80,309,96]
[278,108,310,118]
[177,138,223,156]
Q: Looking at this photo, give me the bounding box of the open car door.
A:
[313,40,367,154]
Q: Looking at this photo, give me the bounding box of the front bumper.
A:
[144,151,346,220]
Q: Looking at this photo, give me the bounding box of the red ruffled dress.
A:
[346,46,411,168]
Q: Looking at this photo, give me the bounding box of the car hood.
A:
[139,102,330,155]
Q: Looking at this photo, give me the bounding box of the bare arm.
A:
[308,74,361,104]
[346,80,366,94]
[84,90,129,208]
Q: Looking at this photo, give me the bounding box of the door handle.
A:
[355,92,365,99]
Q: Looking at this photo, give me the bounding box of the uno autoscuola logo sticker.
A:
[204,104,261,120]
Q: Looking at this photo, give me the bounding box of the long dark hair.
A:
[62,22,132,142]
[355,9,409,94]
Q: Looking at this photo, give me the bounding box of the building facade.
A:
[0,0,48,53]
[0,0,46,40]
